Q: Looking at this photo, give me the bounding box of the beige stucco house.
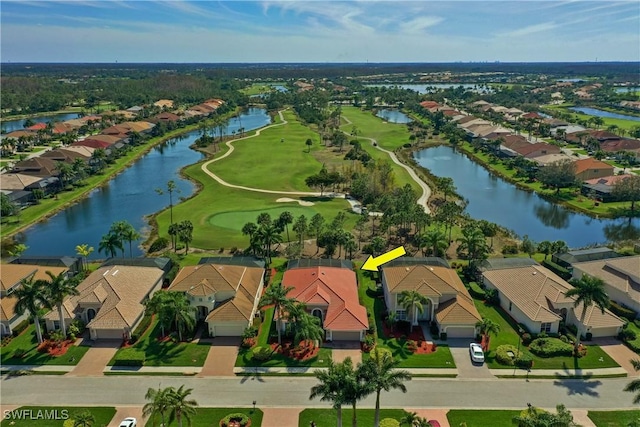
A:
[381,259,482,338]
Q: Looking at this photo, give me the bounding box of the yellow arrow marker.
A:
[361,246,406,271]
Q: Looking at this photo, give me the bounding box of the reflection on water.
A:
[534,203,571,229]
[603,220,640,242]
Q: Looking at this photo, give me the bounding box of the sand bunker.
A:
[276,197,315,206]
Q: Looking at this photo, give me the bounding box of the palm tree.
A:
[256,223,283,265]
[361,348,412,427]
[98,231,123,259]
[75,244,94,272]
[400,411,421,427]
[278,211,294,243]
[457,225,490,265]
[143,386,173,427]
[72,410,95,427]
[293,215,308,247]
[475,318,500,351]
[399,290,428,326]
[564,274,610,352]
[259,282,295,344]
[171,293,196,342]
[624,359,640,404]
[419,227,448,257]
[144,292,173,337]
[177,220,194,253]
[13,276,49,344]
[120,223,140,258]
[310,359,349,427]
[167,385,198,427]
[290,309,325,348]
[44,271,79,337]
[156,180,180,226]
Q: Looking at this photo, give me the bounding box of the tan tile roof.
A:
[1,264,67,292]
[483,265,623,328]
[572,256,640,306]
[0,294,18,321]
[0,173,44,191]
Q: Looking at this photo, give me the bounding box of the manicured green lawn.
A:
[0,325,90,366]
[145,408,263,427]
[0,407,116,426]
[356,268,456,369]
[474,299,619,370]
[299,408,410,427]
[109,319,209,367]
[624,321,640,353]
[447,409,522,427]
[588,410,640,427]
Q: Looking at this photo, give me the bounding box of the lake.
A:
[365,83,492,94]
[15,108,271,258]
[376,109,412,123]
[614,87,640,93]
[413,145,640,248]
[1,113,81,133]
[569,107,640,122]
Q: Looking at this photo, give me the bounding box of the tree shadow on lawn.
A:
[300,196,337,203]
[136,323,209,366]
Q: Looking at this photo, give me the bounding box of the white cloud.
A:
[399,16,443,34]
[498,22,558,38]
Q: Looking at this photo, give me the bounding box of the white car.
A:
[119,418,137,427]
[469,343,485,364]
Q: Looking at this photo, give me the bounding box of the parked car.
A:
[119,417,137,427]
[469,343,485,364]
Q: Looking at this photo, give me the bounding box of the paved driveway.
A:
[593,337,639,375]
[107,406,145,427]
[198,337,238,376]
[447,339,494,379]
[68,340,120,376]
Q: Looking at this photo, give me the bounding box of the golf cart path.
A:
[201,110,431,213]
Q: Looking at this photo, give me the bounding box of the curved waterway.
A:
[2,113,81,133]
[16,108,271,258]
[570,107,640,122]
[414,146,640,248]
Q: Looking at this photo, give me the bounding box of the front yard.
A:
[299,409,411,427]
[447,410,521,427]
[0,325,90,366]
[357,269,456,369]
[108,318,209,367]
[145,408,263,427]
[473,299,620,370]
[588,410,640,427]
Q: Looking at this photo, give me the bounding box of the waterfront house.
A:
[573,158,615,182]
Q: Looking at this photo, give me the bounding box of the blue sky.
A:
[1,1,639,63]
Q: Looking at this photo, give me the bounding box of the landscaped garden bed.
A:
[144,408,263,427]
[0,325,89,366]
[298,408,411,427]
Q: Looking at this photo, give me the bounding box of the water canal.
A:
[569,107,640,122]
[17,108,271,258]
[414,145,640,248]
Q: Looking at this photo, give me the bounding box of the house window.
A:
[199,298,203,302]
[395,310,407,321]
[53,321,60,330]
[540,322,552,333]
[509,302,512,312]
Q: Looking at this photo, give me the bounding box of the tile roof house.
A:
[513,142,562,159]
[1,265,68,336]
[482,264,623,338]
[381,259,481,338]
[571,255,640,317]
[0,173,46,191]
[581,174,635,202]
[168,262,265,337]
[44,264,165,340]
[12,157,59,177]
[281,264,369,342]
[573,158,615,182]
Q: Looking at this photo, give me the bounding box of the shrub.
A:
[13,348,28,359]
[485,288,499,306]
[251,346,272,361]
[541,260,571,280]
[148,237,169,253]
[559,335,569,343]
[406,340,418,352]
[220,412,250,427]
[113,348,145,366]
[501,244,519,255]
[133,313,153,337]
[515,354,533,369]
[12,319,30,337]
[619,328,637,342]
[129,334,139,344]
[439,332,447,340]
[521,333,532,346]
[468,282,486,299]
[242,326,258,339]
[609,301,638,321]
[495,344,521,366]
[380,418,401,427]
[529,337,573,358]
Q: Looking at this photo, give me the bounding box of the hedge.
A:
[541,260,571,280]
[609,301,638,321]
[468,282,486,299]
[529,337,573,358]
[12,319,30,337]
[132,313,153,337]
[380,419,401,427]
[113,348,145,366]
[251,346,272,361]
[495,344,522,366]
[221,413,250,427]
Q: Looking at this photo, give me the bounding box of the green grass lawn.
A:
[624,321,640,354]
[299,408,410,427]
[588,410,640,427]
[109,319,209,367]
[0,325,90,366]
[356,268,456,369]
[473,299,619,370]
[447,409,522,427]
[0,407,116,427]
[145,408,263,427]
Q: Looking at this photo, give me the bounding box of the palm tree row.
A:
[143,385,198,427]
[310,348,411,427]
[98,220,140,258]
[144,291,196,341]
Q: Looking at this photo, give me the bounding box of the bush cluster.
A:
[220,413,250,427]
[133,314,153,337]
[495,344,522,366]
[113,348,145,366]
[609,301,638,321]
[251,346,272,361]
[467,282,486,299]
[528,337,573,358]
[541,260,571,280]
[12,319,30,337]
[148,237,169,253]
[380,418,400,427]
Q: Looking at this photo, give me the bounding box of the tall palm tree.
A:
[13,276,49,344]
[278,211,294,243]
[121,224,141,258]
[168,385,198,427]
[98,231,123,259]
[44,271,79,337]
[156,180,180,226]
[143,386,173,427]
[144,292,173,337]
[259,282,295,344]
[399,290,428,326]
[475,318,500,351]
[170,293,196,342]
[624,359,640,404]
[361,348,412,427]
[75,244,94,272]
[457,225,490,265]
[256,223,283,265]
[564,274,610,352]
[291,310,324,348]
[419,227,448,257]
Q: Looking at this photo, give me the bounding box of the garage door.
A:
[445,326,476,338]
[589,326,621,338]
[95,328,125,340]
[331,330,362,341]
[211,324,245,337]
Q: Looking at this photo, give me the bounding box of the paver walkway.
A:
[107,406,145,427]
[408,408,451,427]
[570,409,597,427]
[68,340,120,376]
[332,348,362,365]
[593,337,639,376]
[198,337,239,376]
[261,407,302,427]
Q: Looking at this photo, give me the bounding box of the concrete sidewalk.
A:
[233,366,460,376]
[2,364,75,373]
[491,366,628,378]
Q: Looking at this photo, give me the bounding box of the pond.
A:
[365,83,492,94]
[569,107,640,122]
[2,113,81,133]
[413,145,640,248]
[376,109,412,124]
[614,87,639,93]
[15,108,271,258]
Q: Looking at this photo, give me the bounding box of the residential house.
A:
[12,157,59,178]
[281,259,368,342]
[573,158,615,182]
[514,143,562,159]
[0,173,47,192]
[581,174,634,202]
[482,264,623,338]
[531,153,575,166]
[154,99,174,109]
[168,258,265,337]
[44,263,166,340]
[571,256,640,316]
[381,258,481,338]
[1,264,68,336]
[9,256,82,276]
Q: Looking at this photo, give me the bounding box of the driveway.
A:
[107,406,145,427]
[198,337,238,376]
[592,337,639,375]
[67,340,120,376]
[447,339,494,379]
